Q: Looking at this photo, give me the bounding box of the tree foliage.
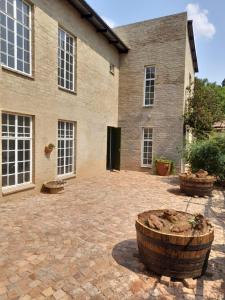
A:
[184,78,225,139]
[185,133,225,180]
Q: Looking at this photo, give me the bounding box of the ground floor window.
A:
[1,113,32,188]
[57,121,74,176]
[142,128,153,167]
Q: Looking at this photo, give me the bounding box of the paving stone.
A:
[0,288,7,296]
[42,287,54,297]
[129,279,145,294]
[19,295,32,300]
[182,278,197,290]
[53,289,67,299]
[160,276,171,286]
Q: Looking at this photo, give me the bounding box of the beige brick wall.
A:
[115,13,193,173]
[0,0,120,199]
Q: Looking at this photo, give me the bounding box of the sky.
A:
[87,0,225,85]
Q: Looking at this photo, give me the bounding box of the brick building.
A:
[0,0,198,199]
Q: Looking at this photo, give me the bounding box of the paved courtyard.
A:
[0,171,224,300]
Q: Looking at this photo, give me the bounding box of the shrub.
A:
[185,133,225,180]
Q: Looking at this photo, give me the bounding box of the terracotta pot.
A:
[155,161,171,176]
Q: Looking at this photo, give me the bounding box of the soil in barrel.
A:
[139,210,212,237]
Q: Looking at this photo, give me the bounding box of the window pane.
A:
[8,55,14,68]
[2,163,7,175]
[25,172,30,182]
[2,176,7,187]
[9,175,15,186]
[0,0,6,12]
[18,173,23,184]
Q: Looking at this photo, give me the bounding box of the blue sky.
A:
[87,0,225,85]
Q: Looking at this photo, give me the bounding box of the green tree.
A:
[185,133,225,181]
[184,78,225,139]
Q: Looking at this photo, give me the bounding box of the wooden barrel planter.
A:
[44,180,67,194]
[179,174,215,197]
[136,210,214,279]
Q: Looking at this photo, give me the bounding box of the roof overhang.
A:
[187,20,198,73]
[67,0,129,53]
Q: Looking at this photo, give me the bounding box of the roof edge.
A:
[187,20,198,73]
[67,0,129,53]
[114,12,187,30]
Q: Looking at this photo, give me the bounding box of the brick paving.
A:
[0,171,224,300]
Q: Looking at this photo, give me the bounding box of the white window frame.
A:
[1,112,33,190]
[58,27,75,92]
[143,66,155,107]
[0,0,32,76]
[57,120,75,177]
[141,128,153,167]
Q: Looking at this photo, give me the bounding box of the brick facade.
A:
[115,13,195,172]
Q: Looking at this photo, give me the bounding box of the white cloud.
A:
[187,3,216,39]
[101,16,116,28]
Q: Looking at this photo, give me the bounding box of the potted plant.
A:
[45,143,55,155]
[155,157,174,176]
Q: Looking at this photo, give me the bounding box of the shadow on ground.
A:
[167,187,187,196]
[158,176,180,186]
[112,239,158,278]
[194,255,225,299]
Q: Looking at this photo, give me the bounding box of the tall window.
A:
[58,28,75,91]
[0,0,32,75]
[142,128,153,167]
[2,113,32,188]
[57,121,74,176]
[144,66,155,106]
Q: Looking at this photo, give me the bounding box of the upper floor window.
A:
[0,0,32,75]
[58,28,75,92]
[144,66,155,106]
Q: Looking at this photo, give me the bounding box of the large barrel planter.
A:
[136,210,214,279]
[179,174,215,197]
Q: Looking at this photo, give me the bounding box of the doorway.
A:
[106,127,121,171]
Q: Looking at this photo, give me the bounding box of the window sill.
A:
[1,65,34,80]
[143,105,154,108]
[141,165,152,168]
[57,174,76,180]
[58,86,77,95]
[2,183,35,196]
